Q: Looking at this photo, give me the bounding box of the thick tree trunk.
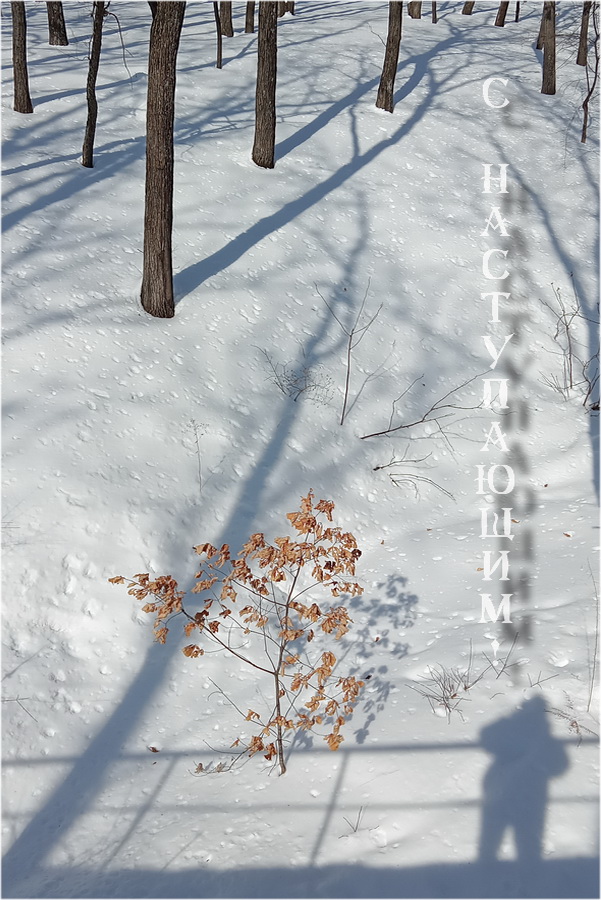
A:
[541,1,556,94]
[432,2,438,24]
[245,1,255,32]
[220,1,234,36]
[140,2,186,319]
[252,1,277,168]
[461,2,475,13]
[407,2,421,17]
[494,1,509,26]
[577,1,592,66]
[11,2,33,114]
[148,2,158,19]
[376,2,402,113]
[213,2,223,68]
[46,2,68,45]
[81,2,105,168]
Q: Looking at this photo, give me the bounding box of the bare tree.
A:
[407,1,422,17]
[376,2,403,113]
[581,2,599,142]
[252,1,278,168]
[577,1,593,66]
[432,2,438,24]
[541,1,556,95]
[220,1,234,36]
[245,1,255,32]
[82,2,106,168]
[461,2,475,13]
[11,2,33,114]
[140,2,186,319]
[494,1,509,26]
[514,2,521,22]
[46,2,68,45]
[213,2,223,68]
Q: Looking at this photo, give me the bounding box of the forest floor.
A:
[2,2,599,898]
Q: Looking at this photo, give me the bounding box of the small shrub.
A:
[110,491,364,774]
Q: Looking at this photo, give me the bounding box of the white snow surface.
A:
[2,2,599,898]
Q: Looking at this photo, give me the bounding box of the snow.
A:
[2,1,599,897]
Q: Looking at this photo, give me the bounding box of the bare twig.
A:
[316,281,382,425]
[361,371,484,440]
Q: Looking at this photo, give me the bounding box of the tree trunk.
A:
[376,2,402,113]
[220,1,234,36]
[46,2,68,45]
[81,2,105,168]
[277,2,286,15]
[577,1,592,66]
[432,2,438,24]
[148,2,158,19]
[140,2,186,319]
[514,2,520,22]
[541,1,556,94]
[213,2,223,68]
[245,1,255,32]
[407,2,421,17]
[251,1,277,169]
[494,1,509,26]
[11,2,33,114]
[461,2,475,13]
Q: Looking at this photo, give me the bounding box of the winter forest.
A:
[2,1,600,898]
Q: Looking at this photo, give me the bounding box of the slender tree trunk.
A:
[494,1,509,26]
[148,1,158,19]
[536,8,545,49]
[46,2,68,45]
[213,2,223,68]
[252,1,277,169]
[376,2,402,113]
[11,2,33,114]
[407,2,422,17]
[81,2,105,168]
[581,7,599,141]
[245,1,255,32]
[461,2,475,13]
[432,2,438,24]
[541,1,556,94]
[514,1,520,22]
[140,2,186,319]
[577,1,592,66]
[220,1,234,36]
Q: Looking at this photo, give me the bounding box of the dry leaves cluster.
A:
[110,491,365,773]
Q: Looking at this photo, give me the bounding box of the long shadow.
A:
[173,28,469,304]
[1,176,375,898]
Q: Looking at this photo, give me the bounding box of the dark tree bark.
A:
[220,1,234,36]
[577,1,592,66]
[148,1,158,19]
[407,2,422,17]
[461,2,475,13]
[494,1,509,26]
[140,2,186,319]
[432,2,438,24]
[277,2,286,15]
[514,2,520,22]
[252,1,277,168]
[11,3,33,114]
[376,2,402,113]
[46,2,68,45]
[213,2,223,68]
[245,1,255,32]
[581,5,599,142]
[81,2,105,168]
[541,1,556,94]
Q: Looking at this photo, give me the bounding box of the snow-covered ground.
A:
[2,2,599,897]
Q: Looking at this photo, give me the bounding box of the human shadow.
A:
[478,695,569,864]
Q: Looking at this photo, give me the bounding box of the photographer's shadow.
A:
[478,695,569,864]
